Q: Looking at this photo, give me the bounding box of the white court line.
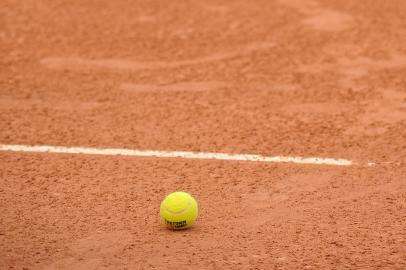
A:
[0,144,353,166]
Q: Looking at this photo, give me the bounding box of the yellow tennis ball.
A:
[160,191,198,230]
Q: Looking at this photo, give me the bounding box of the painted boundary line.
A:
[0,144,353,166]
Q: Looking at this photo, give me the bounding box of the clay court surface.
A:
[1,0,406,269]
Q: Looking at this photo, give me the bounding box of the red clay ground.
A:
[1,0,406,269]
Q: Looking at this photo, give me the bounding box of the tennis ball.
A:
[160,191,198,230]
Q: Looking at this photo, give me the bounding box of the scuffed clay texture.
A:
[1,0,405,269]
